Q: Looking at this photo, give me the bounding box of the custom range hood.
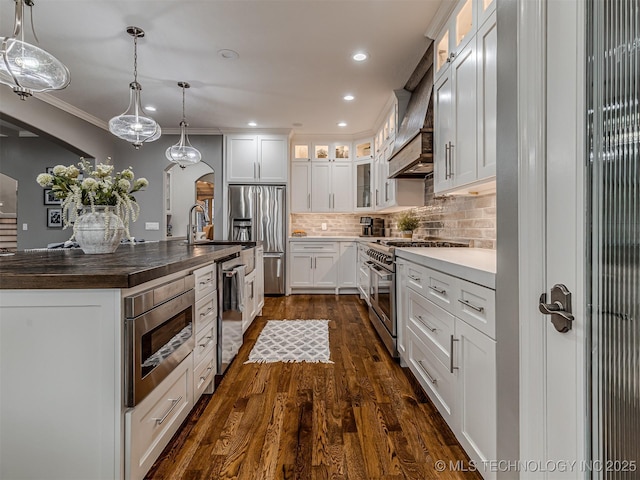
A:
[388,42,434,178]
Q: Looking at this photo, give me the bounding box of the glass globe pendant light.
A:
[108,26,159,149]
[165,82,202,167]
[0,0,70,99]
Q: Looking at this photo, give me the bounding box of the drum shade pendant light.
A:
[0,0,70,99]
[165,82,201,167]
[108,26,160,149]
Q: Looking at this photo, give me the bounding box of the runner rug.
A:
[245,319,332,364]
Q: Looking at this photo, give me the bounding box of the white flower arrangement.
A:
[36,159,148,240]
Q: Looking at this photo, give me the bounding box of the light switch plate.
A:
[145,222,160,231]
[321,223,327,231]
[22,223,28,231]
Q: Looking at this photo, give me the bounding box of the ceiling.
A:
[0,0,446,137]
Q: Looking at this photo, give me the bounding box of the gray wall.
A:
[495,0,520,475]
[0,137,85,248]
[113,134,223,241]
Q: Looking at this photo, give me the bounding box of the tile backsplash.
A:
[290,178,496,249]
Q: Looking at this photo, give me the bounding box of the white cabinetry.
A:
[311,162,353,212]
[225,134,288,183]
[357,242,370,303]
[192,263,217,401]
[290,241,339,289]
[434,7,497,195]
[291,161,312,212]
[397,256,496,478]
[338,241,357,288]
[255,245,264,315]
[242,246,264,333]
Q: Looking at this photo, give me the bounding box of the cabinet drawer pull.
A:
[417,360,438,385]
[153,396,182,425]
[199,278,211,286]
[450,335,459,373]
[417,315,437,332]
[200,366,213,382]
[457,298,485,313]
[200,306,213,317]
[428,285,446,295]
[408,274,422,282]
[199,335,214,348]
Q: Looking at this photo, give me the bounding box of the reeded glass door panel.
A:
[356,162,372,209]
[587,0,640,477]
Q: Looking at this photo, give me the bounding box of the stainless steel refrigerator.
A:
[228,185,286,295]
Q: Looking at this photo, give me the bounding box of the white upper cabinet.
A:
[290,161,312,213]
[311,162,353,212]
[354,138,373,161]
[476,12,497,180]
[477,0,496,28]
[312,142,352,162]
[434,4,496,195]
[225,134,288,183]
[292,142,311,162]
[434,0,477,82]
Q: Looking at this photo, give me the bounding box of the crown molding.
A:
[37,93,109,131]
[162,127,223,135]
[218,127,293,135]
[424,0,457,40]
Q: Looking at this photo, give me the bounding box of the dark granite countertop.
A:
[0,242,241,289]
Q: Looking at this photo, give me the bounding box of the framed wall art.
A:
[44,189,61,205]
[47,208,63,228]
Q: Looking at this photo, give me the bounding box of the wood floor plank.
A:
[146,295,482,480]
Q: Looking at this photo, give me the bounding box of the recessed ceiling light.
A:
[248,121,257,127]
[352,52,368,62]
[218,49,239,60]
[337,122,347,127]
[343,94,355,101]
[145,106,157,112]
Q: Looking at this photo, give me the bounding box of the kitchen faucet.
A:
[187,203,211,245]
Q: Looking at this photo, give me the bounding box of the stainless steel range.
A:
[365,239,469,358]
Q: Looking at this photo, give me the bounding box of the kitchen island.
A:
[0,242,241,480]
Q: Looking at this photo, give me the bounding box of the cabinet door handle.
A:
[375,189,379,206]
[152,396,182,425]
[428,285,446,295]
[417,360,438,385]
[444,143,450,179]
[450,335,459,373]
[310,257,313,269]
[448,142,454,177]
[307,193,311,209]
[257,162,261,179]
[417,315,437,332]
[254,162,257,179]
[458,298,485,313]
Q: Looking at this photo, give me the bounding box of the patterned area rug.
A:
[245,319,332,364]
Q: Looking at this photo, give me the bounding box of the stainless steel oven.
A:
[124,275,195,407]
[368,258,396,356]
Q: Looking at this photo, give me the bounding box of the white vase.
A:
[74,206,124,254]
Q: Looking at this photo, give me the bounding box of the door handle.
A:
[539,284,574,333]
[450,335,459,373]
[444,143,450,179]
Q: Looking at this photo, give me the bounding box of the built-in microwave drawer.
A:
[195,291,217,333]
[125,353,193,480]
[194,263,216,300]
[408,288,454,367]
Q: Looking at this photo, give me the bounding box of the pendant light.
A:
[108,26,159,149]
[0,0,70,99]
[165,82,202,167]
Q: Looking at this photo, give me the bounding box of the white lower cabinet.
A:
[338,241,357,288]
[398,257,496,479]
[243,269,257,333]
[357,243,370,303]
[255,246,265,314]
[126,353,194,480]
[289,241,339,289]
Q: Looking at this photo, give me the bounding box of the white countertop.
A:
[395,247,496,289]
[289,236,385,242]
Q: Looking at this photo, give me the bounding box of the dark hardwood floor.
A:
[146,294,481,480]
